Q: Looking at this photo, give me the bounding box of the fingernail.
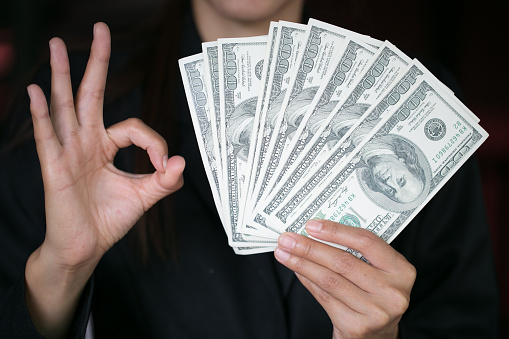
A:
[278,233,296,250]
[274,247,290,262]
[163,154,168,171]
[305,219,323,233]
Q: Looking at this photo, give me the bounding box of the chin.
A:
[204,0,298,22]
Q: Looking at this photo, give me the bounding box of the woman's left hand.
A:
[274,219,416,339]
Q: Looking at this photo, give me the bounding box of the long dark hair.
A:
[115,0,187,264]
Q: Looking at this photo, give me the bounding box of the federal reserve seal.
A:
[340,214,361,228]
[424,118,446,141]
[255,60,264,80]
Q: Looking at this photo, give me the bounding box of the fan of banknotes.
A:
[178,18,487,255]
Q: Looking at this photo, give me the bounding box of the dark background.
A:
[0,0,507,336]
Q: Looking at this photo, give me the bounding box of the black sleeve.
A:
[392,157,499,338]
[0,61,94,338]
[0,270,94,338]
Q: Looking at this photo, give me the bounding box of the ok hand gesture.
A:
[25,23,184,337]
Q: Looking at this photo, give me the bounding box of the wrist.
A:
[25,245,96,338]
[39,231,104,273]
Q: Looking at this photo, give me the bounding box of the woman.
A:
[0,0,499,338]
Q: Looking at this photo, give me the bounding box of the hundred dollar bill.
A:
[217,36,278,247]
[283,75,488,249]
[240,21,307,236]
[236,21,281,237]
[255,19,382,199]
[202,41,223,185]
[252,41,411,232]
[178,53,224,225]
[179,54,276,253]
[261,38,378,206]
[248,19,357,233]
[264,59,453,227]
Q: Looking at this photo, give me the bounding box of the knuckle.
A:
[90,88,105,100]
[319,273,341,291]
[53,67,71,77]
[299,240,315,258]
[387,288,410,316]
[369,305,391,330]
[125,117,143,128]
[323,219,340,233]
[33,133,53,146]
[291,256,307,272]
[316,288,333,303]
[69,127,80,138]
[165,173,185,193]
[125,118,149,138]
[355,231,378,250]
[331,251,356,274]
[58,99,75,110]
[404,262,417,283]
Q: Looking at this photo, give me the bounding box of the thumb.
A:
[160,155,185,193]
[138,155,185,209]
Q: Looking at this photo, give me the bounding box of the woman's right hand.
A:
[24,22,185,338]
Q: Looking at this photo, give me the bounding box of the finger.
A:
[294,272,364,327]
[136,155,185,210]
[274,240,373,314]
[28,84,62,166]
[279,227,414,319]
[75,22,111,125]
[294,272,392,337]
[305,219,413,275]
[277,231,383,292]
[48,37,78,139]
[106,118,168,172]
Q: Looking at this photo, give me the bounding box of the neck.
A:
[192,0,305,42]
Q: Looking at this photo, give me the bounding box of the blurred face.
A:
[370,154,424,204]
[194,0,303,23]
[192,0,304,41]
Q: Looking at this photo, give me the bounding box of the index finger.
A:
[304,219,411,274]
[74,22,111,125]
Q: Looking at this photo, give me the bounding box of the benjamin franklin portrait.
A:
[357,134,431,212]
